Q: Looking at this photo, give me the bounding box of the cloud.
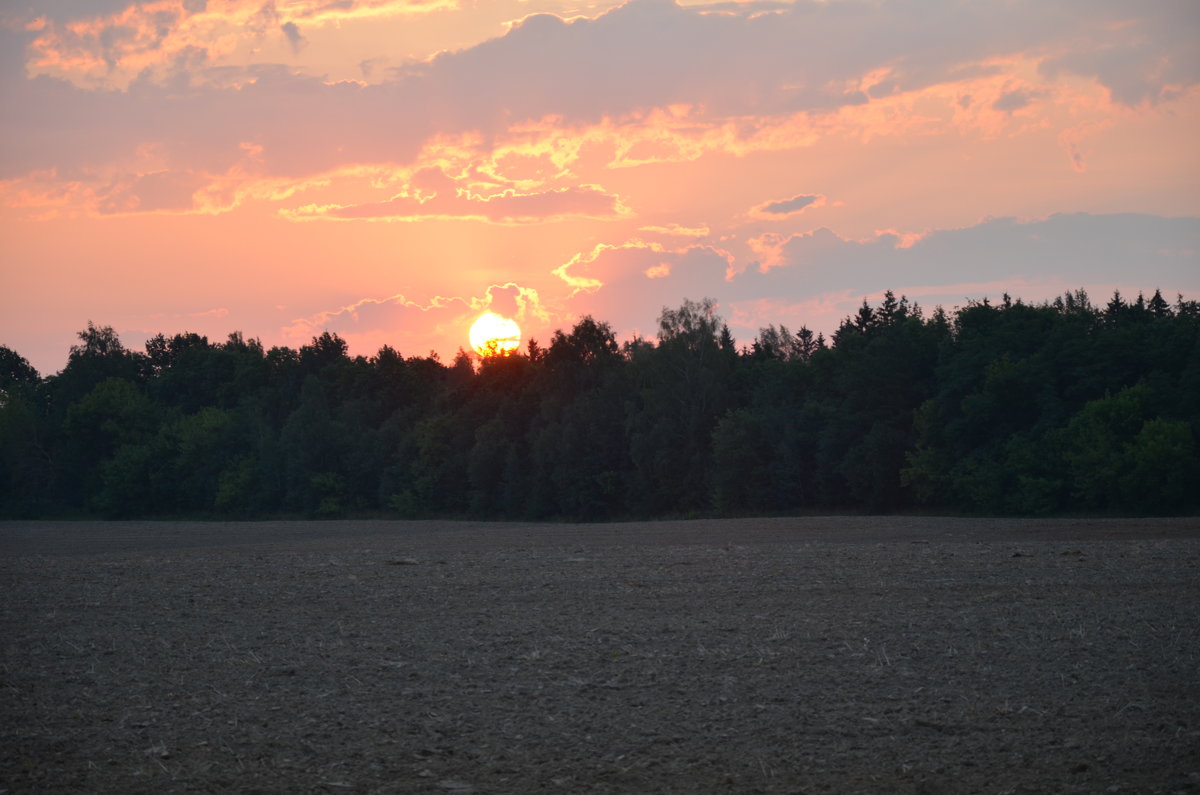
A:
[550,238,738,338]
[280,22,307,54]
[638,222,711,237]
[282,293,468,354]
[96,170,209,214]
[481,282,549,324]
[748,193,825,219]
[1056,120,1113,174]
[282,183,630,224]
[17,0,457,89]
[554,239,733,293]
[5,0,1198,208]
[551,212,1200,346]
[4,2,1199,377]
[734,214,1200,299]
[749,214,1200,321]
[991,88,1033,113]
[747,227,845,272]
[281,281,550,357]
[189,307,229,318]
[423,0,1200,131]
[1037,4,1200,107]
[0,141,336,218]
[288,293,453,336]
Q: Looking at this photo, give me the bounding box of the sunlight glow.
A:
[469,312,521,357]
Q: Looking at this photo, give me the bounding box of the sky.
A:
[2,0,1199,375]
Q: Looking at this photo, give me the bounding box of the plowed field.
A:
[3,517,1198,793]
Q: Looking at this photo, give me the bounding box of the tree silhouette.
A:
[1,290,1196,519]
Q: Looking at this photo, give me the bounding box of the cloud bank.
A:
[2,1,1198,374]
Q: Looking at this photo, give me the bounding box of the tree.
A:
[0,346,50,516]
[50,323,141,408]
[5,287,1196,519]
[60,377,159,511]
[796,326,820,360]
[626,299,734,514]
[546,316,620,371]
[1148,289,1172,318]
[751,325,801,361]
[278,375,348,515]
[1120,419,1197,513]
[0,346,40,393]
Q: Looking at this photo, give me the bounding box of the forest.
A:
[1,289,1197,520]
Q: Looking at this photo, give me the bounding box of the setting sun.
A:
[469,313,521,357]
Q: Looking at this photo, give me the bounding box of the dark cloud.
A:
[6,1,1199,182]
[756,194,821,216]
[95,169,206,214]
[10,0,134,24]
[565,213,1200,342]
[991,89,1032,112]
[737,213,1200,300]
[280,22,307,55]
[1037,0,1200,106]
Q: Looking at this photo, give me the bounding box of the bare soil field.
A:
[2,516,1199,794]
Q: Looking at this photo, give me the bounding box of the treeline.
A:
[1,289,1197,520]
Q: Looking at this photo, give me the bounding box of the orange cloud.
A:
[282,183,630,224]
[553,239,735,295]
[871,228,928,249]
[280,281,551,358]
[639,223,712,237]
[0,142,340,219]
[746,229,843,274]
[445,65,1098,186]
[23,0,458,89]
[189,307,230,319]
[9,0,1190,227]
[745,226,932,275]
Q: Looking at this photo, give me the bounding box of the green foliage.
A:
[2,290,1197,519]
[711,409,777,513]
[1122,418,1197,513]
[1057,388,1197,513]
[0,349,52,516]
[214,456,263,515]
[1060,386,1148,509]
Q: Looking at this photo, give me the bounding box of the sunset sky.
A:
[2,0,1198,375]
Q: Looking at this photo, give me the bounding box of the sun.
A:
[469,312,521,357]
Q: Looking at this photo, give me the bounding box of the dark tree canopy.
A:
[1,289,1197,520]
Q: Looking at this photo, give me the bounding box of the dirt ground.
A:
[2,516,1199,794]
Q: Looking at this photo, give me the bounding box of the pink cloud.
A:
[281,282,551,358]
[553,239,734,295]
[638,222,711,237]
[5,0,1196,225]
[283,183,630,224]
[95,170,209,214]
[189,307,229,319]
[747,228,847,273]
[20,0,458,89]
[4,1,1199,378]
